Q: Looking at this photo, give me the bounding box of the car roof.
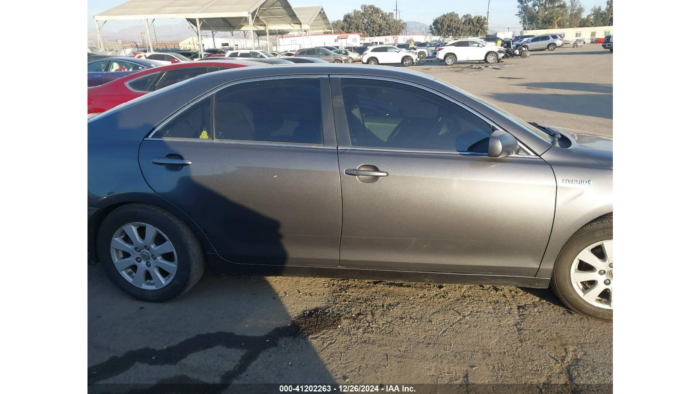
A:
[88,56,160,65]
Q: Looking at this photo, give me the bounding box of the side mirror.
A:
[488,129,519,158]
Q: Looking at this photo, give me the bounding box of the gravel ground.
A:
[88,44,612,393]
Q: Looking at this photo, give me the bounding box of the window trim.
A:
[146,75,334,147]
[126,72,161,92]
[330,75,534,157]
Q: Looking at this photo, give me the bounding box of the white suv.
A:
[436,39,504,65]
[361,45,420,66]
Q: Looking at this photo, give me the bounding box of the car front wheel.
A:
[485,52,498,64]
[402,56,414,67]
[552,215,613,320]
[97,204,205,302]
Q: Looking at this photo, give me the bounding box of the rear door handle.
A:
[345,169,388,177]
[152,157,192,166]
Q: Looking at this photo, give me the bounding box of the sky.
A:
[88,0,609,33]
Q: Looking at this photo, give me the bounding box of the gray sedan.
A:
[88,65,613,320]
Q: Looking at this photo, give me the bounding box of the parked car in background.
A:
[87,57,162,87]
[88,64,613,320]
[350,46,369,56]
[88,54,113,62]
[198,57,294,65]
[396,43,433,59]
[295,47,348,63]
[88,61,252,119]
[282,57,328,64]
[319,46,339,52]
[521,34,563,51]
[512,35,535,46]
[362,45,420,66]
[333,49,361,63]
[480,36,503,46]
[602,35,613,52]
[136,52,192,64]
[226,49,277,58]
[281,51,296,56]
[437,39,504,65]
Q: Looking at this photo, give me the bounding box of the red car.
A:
[88,61,250,116]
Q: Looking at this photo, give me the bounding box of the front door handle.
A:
[152,157,192,166]
[345,169,388,177]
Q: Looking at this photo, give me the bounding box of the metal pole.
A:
[189,26,194,51]
[151,19,158,49]
[487,0,491,31]
[248,14,254,49]
[94,19,104,51]
[144,19,154,52]
[266,27,270,51]
[196,18,203,58]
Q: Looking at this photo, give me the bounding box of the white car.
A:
[361,45,420,66]
[225,49,276,58]
[436,39,504,66]
[135,52,192,65]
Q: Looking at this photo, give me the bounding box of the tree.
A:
[516,0,568,29]
[605,0,613,25]
[567,0,585,28]
[337,5,405,36]
[331,20,346,33]
[588,6,607,26]
[430,12,466,37]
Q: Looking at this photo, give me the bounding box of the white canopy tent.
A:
[93,0,329,56]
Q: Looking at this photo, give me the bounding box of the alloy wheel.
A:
[486,53,497,63]
[110,222,178,290]
[570,240,613,309]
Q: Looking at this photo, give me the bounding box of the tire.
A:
[402,56,414,67]
[548,43,556,51]
[610,48,613,53]
[418,51,426,60]
[444,54,457,66]
[347,58,354,63]
[551,214,613,320]
[97,204,205,302]
[367,57,378,65]
[485,52,498,64]
[521,49,530,58]
[333,59,343,63]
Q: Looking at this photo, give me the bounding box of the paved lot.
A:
[88,44,612,392]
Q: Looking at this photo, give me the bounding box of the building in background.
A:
[522,26,613,42]
[179,36,260,50]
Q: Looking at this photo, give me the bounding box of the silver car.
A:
[295,47,347,63]
[88,65,613,320]
[522,34,564,51]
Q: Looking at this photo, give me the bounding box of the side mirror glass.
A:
[488,129,519,158]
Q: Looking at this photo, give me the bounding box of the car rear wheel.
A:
[97,204,205,302]
[333,59,343,63]
[548,43,556,51]
[485,52,498,64]
[367,57,378,65]
[552,215,613,320]
[402,56,414,67]
[444,54,457,66]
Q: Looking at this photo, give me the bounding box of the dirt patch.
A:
[293,308,342,336]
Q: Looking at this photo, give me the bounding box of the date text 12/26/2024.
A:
[279,385,416,392]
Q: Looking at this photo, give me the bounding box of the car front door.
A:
[139,76,342,267]
[331,77,556,276]
[385,46,402,63]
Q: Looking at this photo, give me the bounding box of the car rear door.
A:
[330,76,556,276]
[87,60,110,87]
[139,76,342,268]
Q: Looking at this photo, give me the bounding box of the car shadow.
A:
[530,50,610,56]
[515,82,613,95]
[487,92,613,119]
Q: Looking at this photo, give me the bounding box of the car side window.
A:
[251,52,262,58]
[127,72,161,92]
[386,47,397,53]
[152,97,212,139]
[373,47,387,53]
[340,79,493,153]
[88,60,109,72]
[239,52,251,58]
[467,41,480,47]
[213,78,323,144]
[108,60,139,72]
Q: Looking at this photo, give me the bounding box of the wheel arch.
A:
[88,193,216,265]
[536,209,613,279]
